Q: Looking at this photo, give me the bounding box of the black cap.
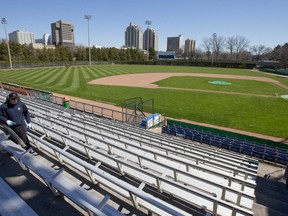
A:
[8,92,19,100]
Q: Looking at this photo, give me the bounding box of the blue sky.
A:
[1,0,287,51]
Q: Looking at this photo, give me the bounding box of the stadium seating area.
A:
[0,89,278,215]
[162,125,288,165]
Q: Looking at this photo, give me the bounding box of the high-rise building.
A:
[184,38,196,56]
[166,35,183,52]
[51,20,74,46]
[9,30,34,45]
[125,22,143,49]
[143,28,158,51]
[43,33,52,45]
[35,33,52,45]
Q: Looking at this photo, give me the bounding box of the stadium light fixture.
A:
[84,15,92,66]
[1,18,13,69]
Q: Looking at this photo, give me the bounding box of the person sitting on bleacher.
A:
[0,92,32,149]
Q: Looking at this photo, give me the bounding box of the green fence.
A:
[167,119,288,149]
[258,68,288,76]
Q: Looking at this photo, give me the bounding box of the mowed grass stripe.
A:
[0,69,41,81]
[95,66,117,77]
[26,68,64,85]
[20,68,53,81]
[64,67,81,91]
[101,65,133,75]
[13,68,48,81]
[81,66,94,80]
[40,68,70,87]
[51,68,74,89]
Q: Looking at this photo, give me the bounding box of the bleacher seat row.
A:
[163,125,288,165]
[0,176,38,216]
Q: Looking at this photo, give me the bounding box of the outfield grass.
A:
[0,65,288,138]
[154,76,288,95]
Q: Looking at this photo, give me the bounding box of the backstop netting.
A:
[122,97,154,126]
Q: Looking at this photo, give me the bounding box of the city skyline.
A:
[1,0,288,51]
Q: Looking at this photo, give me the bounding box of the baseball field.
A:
[0,64,287,138]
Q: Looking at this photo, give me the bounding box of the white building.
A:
[35,34,52,45]
[9,30,35,45]
[32,43,55,50]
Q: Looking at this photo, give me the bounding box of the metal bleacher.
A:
[0,91,259,216]
[163,125,288,166]
[0,176,38,216]
[0,134,123,216]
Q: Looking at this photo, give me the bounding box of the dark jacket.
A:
[0,99,31,126]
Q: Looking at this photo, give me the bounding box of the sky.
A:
[1,0,288,51]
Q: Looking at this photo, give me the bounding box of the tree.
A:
[149,48,157,60]
[119,49,127,61]
[211,33,225,60]
[250,45,271,61]
[23,44,36,62]
[0,41,8,61]
[226,37,236,60]
[234,35,250,60]
[194,48,204,60]
[202,37,212,60]
[271,43,288,67]
[225,36,249,60]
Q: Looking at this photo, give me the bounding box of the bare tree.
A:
[211,33,225,60]
[202,37,212,60]
[234,35,249,60]
[225,35,249,60]
[194,48,204,60]
[250,44,271,61]
[226,36,236,60]
[271,43,288,67]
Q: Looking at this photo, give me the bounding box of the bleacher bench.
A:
[0,177,38,216]
[0,135,123,216]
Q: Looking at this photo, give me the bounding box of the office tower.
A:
[184,38,196,56]
[9,30,35,45]
[43,34,52,45]
[143,28,158,51]
[51,20,74,46]
[35,33,52,45]
[166,35,183,52]
[125,22,143,49]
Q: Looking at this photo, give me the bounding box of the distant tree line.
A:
[0,40,145,63]
[198,33,273,62]
[0,38,288,68]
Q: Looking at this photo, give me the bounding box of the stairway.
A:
[253,162,288,216]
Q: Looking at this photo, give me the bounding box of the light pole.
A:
[84,15,92,66]
[1,18,12,69]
